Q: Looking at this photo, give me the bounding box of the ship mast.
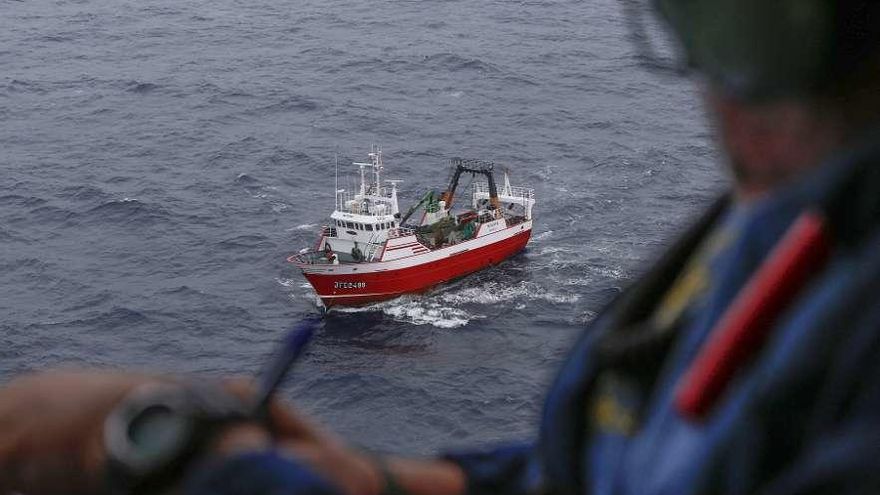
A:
[358,162,367,197]
[353,145,385,198]
[370,146,382,192]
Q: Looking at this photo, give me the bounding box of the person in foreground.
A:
[5,0,880,493]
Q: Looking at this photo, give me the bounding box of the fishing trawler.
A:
[288,146,535,307]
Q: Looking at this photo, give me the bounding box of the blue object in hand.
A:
[252,315,321,416]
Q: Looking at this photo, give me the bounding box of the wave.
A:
[29,306,153,332]
[62,291,114,312]
[253,95,320,114]
[421,52,501,74]
[154,285,207,298]
[0,227,18,242]
[58,184,110,202]
[205,86,256,104]
[255,148,312,168]
[0,257,53,273]
[41,34,73,43]
[532,230,553,242]
[83,198,171,226]
[234,172,259,185]
[4,79,46,94]
[28,204,77,224]
[125,81,160,94]
[216,234,274,250]
[0,194,47,207]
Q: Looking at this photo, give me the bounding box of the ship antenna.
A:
[374,146,382,192]
[334,152,339,211]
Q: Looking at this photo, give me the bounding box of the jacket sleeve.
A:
[755,422,880,495]
[443,443,543,495]
[184,450,341,495]
[756,327,880,495]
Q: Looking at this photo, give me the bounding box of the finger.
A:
[278,443,352,494]
[221,376,258,403]
[280,442,323,466]
[266,397,327,443]
[278,441,381,495]
[219,377,325,442]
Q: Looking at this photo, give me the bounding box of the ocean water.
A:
[0,0,726,454]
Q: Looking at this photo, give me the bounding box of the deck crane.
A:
[440,158,501,213]
[400,190,440,225]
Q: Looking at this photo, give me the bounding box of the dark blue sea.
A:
[0,0,726,454]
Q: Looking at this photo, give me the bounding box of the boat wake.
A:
[436,280,579,306]
[334,296,476,329]
[280,275,580,329]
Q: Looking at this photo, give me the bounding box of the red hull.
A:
[304,229,531,307]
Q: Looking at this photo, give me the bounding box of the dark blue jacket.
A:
[188,142,880,495]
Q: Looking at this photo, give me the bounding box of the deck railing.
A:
[472,181,535,200]
[335,190,396,216]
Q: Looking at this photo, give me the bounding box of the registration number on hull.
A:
[334,281,367,289]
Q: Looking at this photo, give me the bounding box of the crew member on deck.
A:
[4,0,880,494]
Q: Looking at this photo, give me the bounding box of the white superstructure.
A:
[320,146,401,263]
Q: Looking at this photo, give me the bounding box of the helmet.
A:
[641,0,880,100]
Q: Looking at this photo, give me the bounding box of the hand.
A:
[0,370,464,495]
[219,378,464,495]
[0,371,269,495]
[0,370,159,495]
[248,393,384,495]
[258,398,464,495]
[0,370,382,495]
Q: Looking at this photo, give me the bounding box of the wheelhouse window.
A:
[346,222,354,229]
[366,224,373,231]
